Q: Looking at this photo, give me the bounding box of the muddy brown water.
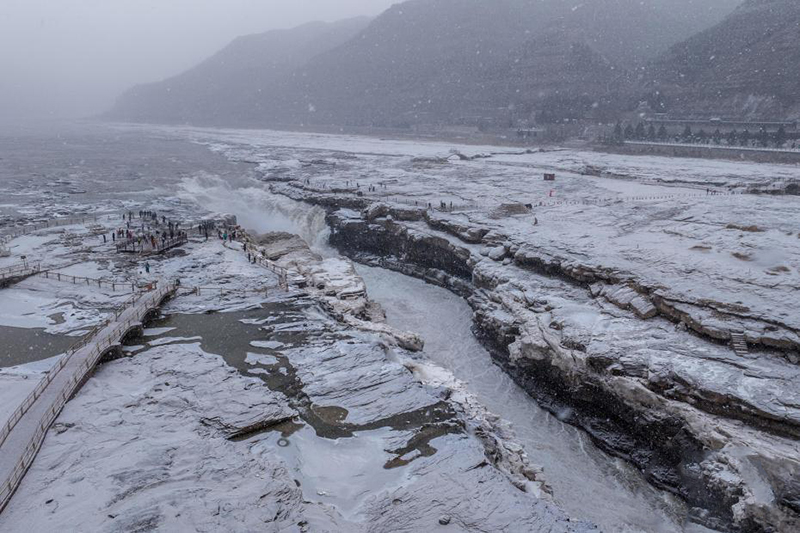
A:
[138,301,460,469]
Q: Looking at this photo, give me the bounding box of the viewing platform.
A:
[116,234,188,254]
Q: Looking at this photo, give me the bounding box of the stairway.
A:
[730,331,749,357]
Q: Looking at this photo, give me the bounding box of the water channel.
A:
[355,265,712,533]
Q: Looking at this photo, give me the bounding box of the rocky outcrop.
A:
[317,202,800,533]
[479,231,800,360]
[590,283,657,319]
[289,186,800,359]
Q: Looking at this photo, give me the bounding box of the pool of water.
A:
[0,325,77,368]
[139,300,462,519]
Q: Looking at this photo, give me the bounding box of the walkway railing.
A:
[223,237,291,290]
[115,235,188,254]
[0,285,174,513]
[252,254,290,289]
[0,263,42,283]
[0,215,105,243]
[36,270,137,293]
[184,286,273,297]
[372,189,750,214]
[0,288,159,448]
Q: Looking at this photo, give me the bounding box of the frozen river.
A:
[1,123,766,530]
[357,264,711,533]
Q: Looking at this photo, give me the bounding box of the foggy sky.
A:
[0,0,397,121]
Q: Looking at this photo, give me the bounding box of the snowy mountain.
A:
[646,0,800,119]
[108,0,743,127]
[108,17,372,125]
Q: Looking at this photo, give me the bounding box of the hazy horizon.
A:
[0,0,397,121]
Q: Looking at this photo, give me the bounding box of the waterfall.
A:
[178,173,331,251]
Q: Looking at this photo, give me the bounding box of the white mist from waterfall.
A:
[178,173,333,253]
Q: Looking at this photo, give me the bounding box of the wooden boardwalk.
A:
[0,285,175,513]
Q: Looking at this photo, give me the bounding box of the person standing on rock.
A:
[145,262,150,274]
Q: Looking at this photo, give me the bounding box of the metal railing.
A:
[373,190,749,214]
[36,270,137,293]
[222,238,291,290]
[0,285,174,513]
[0,263,42,282]
[252,254,290,287]
[115,235,188,254]
[0,215,105,243]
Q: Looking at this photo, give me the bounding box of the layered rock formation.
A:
[266,186,800,532]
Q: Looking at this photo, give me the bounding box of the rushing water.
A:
[356,264,715,533]
[178,174,331,250]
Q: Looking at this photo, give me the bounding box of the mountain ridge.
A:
[646,0,800,119]
[110,17,372,125]
[108,0,780,128]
